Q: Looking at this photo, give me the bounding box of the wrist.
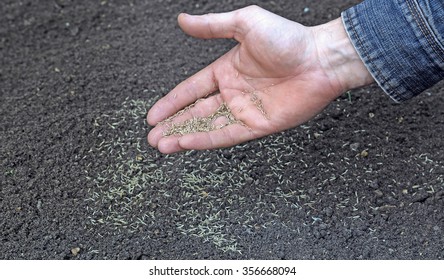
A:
[311,18,374,95]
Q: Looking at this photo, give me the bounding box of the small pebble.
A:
[71,247,81,256]
[374,190,383,198]
[360,150,369,157]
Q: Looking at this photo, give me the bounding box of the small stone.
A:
[374,190,383,198]
[402,189,408,194]
[54,67,60,73]
[368,112,375,118]
[313,229,321,239]
[245,177,253,184]
[360,150,369,157]
[71,247,81,256]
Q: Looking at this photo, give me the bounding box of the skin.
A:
[147,5,374,154]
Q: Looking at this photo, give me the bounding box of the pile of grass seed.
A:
[160,89,270,136]
[162,102,238,136]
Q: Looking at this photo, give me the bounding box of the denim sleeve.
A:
[342,0,444,102]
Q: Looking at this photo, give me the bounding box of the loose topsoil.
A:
[1,0,443,259]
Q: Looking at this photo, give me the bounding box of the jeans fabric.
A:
[342,0,444,102]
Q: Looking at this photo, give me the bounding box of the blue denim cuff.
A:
[342,0,444,102]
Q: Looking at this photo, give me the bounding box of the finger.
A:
[178,9,247,41]
[147,63,218,126]
[157,135,183,154]
[155,123,255,154]
[177,123,256,151]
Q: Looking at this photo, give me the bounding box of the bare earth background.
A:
[1,0,443,259]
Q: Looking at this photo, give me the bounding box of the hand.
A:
[147,5,373,154]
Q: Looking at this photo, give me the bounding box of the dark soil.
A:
[1,0,443,260]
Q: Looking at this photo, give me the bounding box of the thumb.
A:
[178,9,245,41]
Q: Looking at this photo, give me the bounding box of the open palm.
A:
[147,6,357,153]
